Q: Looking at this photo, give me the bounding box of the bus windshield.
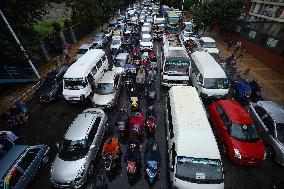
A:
[164,60,189,75]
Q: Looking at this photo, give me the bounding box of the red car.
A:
[209,100,265,165]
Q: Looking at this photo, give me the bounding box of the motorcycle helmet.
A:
[120,108,127,113]
[132,112,139,118]
[106,137,112,144]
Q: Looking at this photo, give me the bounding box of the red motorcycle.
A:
[130,112,144,139]
[146,116,156,136]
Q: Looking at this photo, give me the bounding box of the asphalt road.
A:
[10,40,284,189]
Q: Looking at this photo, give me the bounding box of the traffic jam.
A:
[1,1,284,189]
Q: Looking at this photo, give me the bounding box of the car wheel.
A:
[87,162,94,179]
[221,143,229,155]
[266,146,275,159]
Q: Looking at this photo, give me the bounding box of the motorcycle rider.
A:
[144,139,161,164]
[146,105,157,119]
[125,138,141,163]
[102,136,120,160]
[149,49,157,62]
[136,67,146,96]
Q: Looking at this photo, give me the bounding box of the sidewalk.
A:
[216,36,284,106]
[0,26,101,117]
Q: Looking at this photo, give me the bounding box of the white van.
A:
[190,51,229,99]
[199,37,219,55]
[63,49,109,103]
[166,86,224,189]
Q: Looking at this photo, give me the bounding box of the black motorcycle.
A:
[115,109,130,139]
[249,79,263,103]
[146,83,157,104]
[144,140,161,185]
[125,141,141,185]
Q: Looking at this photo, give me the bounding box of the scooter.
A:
[146,83,157,103]
[146,116,156,136]
[6,100,29,128]
[233,80,252,105]
[116,109,129,139]
[144,140,161,185]
[250,79,263,103]
[125,141,141,185]
[130,112,144,140]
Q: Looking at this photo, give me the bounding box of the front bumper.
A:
[140,46,153,51]
[50,176,86,189]
[161,79,189,87]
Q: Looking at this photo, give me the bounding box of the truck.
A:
[161,34,191,87]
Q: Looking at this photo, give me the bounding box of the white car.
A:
[140,33,153,51]
[180,30,196,42]
[146,16,153,23]
[92,71,122,109]
[50,108,108,188]
[199,37,220,55]
[143,22,151,28]
[113,53,131,75]
[141,26,151,35]
[110,36,122,51]
[73,44,93,62]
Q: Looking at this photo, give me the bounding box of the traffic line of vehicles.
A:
[1,0,284,189]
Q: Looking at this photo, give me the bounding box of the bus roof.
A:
[169,86,221,159]
[64,49,105,78]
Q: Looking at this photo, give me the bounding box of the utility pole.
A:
[0,9,41,79]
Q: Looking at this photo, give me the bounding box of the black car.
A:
[36,67,67,102]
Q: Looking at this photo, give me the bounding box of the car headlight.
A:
[263,151,267,160]
[234,148,242,159]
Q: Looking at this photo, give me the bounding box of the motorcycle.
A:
[146,116,156,136]
[146,83,157,103]
[130,112,144,139]
[233,80,252,105]
[6,100,29,128]
[103,154,115,175]
[249,79,263,103]
[116,109,130,139]
[144,140,161,185]
[124,71,135,95]
[125,141,141,185]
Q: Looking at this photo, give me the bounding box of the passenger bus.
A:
[165,11,180,31]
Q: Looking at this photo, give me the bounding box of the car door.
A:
[17,147,41,187]
[261,114,277,148]
[114,75,122,100]
[168,142,177,183]
[88,117,100,159]
[214,104,230,141]
[249,105,268,138]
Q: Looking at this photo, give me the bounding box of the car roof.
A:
[257,101,284,124]
[64,49,105,78]
[142,34,152,38]
[169,86,221,159]
[65,108,104,141]
[191,51,226,78]
[116,53,129,59]
[201,37,216,43]
[79,44,92,49]
[98,71,116,84]
[112,35,122,40]
[219,100,253,125]
[0,145,28,179]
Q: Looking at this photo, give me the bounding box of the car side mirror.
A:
[168,166,174,172]
[56,143,59,148]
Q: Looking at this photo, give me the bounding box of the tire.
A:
[266,146,275,159]
[87,162,94,179]
[221,143,229,155]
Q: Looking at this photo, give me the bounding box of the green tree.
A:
[0,0,50,66]
[192,0,244,32]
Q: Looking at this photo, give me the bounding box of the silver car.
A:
[247,101,284,165]
[50,108,108,188]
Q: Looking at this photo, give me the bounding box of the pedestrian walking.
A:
[237,46,246,61]
[62,42,71,63]
[234,41,242,53]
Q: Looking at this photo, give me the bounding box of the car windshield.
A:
[58,139,88,161]
[142,37,151,42]
[155,19,165,24]
[204,78,230,89]
[93,36,102,42]
[77,48,88,54]
[229,123,259,142]
[164,60,189,75]
[169,19,179,25]
[184,32,194,37]
[95,83,114,95]
[115,58,126,67]
[176,157,223,184]
[112,39,121,45]
[64,78,86,90]
[203,42,216,48]
[276,123,284,143]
